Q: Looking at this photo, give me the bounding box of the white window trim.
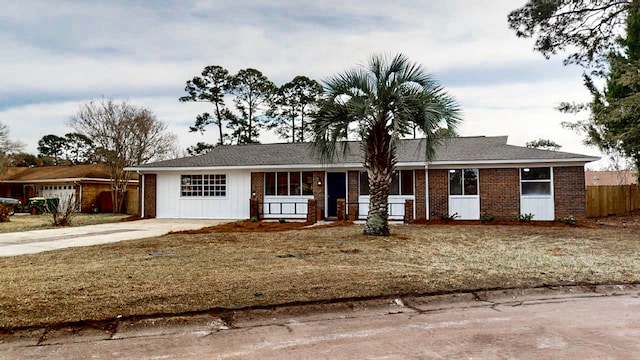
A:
[359,170,416,196]
[265,171,314,197]
[448,168,479,197]
[520,167,554,197]
[180,174,227,198]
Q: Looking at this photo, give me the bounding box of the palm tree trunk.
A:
[363,119,393,236]
[364,167,390,235]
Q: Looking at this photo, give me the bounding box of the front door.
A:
[326,172,346,218]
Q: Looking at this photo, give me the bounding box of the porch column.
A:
[347,171,359,220]
[404,199,414,224]
[313,171,325,220]
[250,172,264,219]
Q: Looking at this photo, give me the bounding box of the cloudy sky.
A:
[0,0,606,167]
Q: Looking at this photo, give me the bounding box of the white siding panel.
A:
[521,196,554,221]
[156,174,179,218]
[156,171,250,219]
[449,196,480,220]
[263,196,312,219]
[357,195,413,220]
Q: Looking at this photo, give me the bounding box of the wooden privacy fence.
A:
[586,185,640,217]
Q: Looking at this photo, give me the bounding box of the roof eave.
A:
[427,157,600,169]
[0,178,139,184]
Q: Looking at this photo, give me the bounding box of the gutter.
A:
[1,178,140,184]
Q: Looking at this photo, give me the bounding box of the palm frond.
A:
[311,52,461,164]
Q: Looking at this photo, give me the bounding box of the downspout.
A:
[424,164,429,220]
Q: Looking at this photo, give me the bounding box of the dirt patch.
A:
[171,220,353,234]
[413,219,571,227]
[587,210,640,230]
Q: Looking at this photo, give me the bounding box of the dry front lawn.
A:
[0,213,131,233]
[0,221,639,330]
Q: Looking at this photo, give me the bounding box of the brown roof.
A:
[2,164,112,181]
[585,170,637,186]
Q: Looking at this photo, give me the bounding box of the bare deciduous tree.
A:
[69,99,178,213]
[0,121,25,180]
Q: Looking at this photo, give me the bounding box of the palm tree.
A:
[312,53,461,236]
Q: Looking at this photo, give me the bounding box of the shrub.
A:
[278,218,286,223]
[558,215,577,225]
[480,212,496,223]
[250,216,258,223]
[0,203,11,223]
[439,212,459,221]
[516,213,534,223]
[47,195,77,227]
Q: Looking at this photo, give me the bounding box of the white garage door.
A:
[41,185,76,211]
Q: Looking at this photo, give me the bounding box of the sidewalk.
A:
[0,219,229,257]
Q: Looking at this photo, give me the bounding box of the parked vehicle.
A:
[0,197,20,216]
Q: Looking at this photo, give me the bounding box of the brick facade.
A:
[80,182,114,213]
[143,174,156,218]
[554,166,587,219]
[313,171,325,219]
[307,199,318,223]
[203,165,587,222]
[347,171,359,220]
[250,172,265,219]
[479,168,521,221]
[415,170,427,220]
[404,199,414,223]
[428,169,448,217]
[336,198,345,220]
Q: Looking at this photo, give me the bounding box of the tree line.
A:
[509,0,640,180]
[180,66,324,155]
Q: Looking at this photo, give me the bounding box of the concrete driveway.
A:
[0,219,231,257]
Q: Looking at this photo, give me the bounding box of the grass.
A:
[0,213,131,233]
[0,222,639,330]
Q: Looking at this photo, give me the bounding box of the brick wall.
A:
[479,168,520,221]
[347,171,359,220]
[404,199,414,223]
[313,171,325,219]
[250,172,265,218]
[554,166,587,219]
[80,183,112,213]
[428,169,448,217]
[307,199,318,223]
[143,174,156,218]
[415,170,427,220]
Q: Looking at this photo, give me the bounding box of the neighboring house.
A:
[585,170,637,186]
[126,136,599,222]
[0,164,138,213]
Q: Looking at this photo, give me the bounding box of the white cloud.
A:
[0,0,607,168]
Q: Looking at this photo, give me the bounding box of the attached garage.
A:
[153,171,250,219]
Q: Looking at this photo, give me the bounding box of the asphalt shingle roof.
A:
[2,164,112,181]
[133,136,598,169]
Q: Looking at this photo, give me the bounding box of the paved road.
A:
[0,219,229,257]
[1,286,638,359]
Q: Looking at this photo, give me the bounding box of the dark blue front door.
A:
[327,172,346,218]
